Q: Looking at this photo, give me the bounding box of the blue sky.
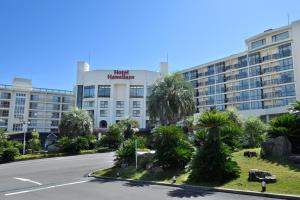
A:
[1,0,300,90]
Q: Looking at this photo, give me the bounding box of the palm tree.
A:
[289,100,300,116]
[198,110,228,141]
[148,73,195,125]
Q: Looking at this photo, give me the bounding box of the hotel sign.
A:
[107,70,135,80]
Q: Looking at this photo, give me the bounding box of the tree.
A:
[28,132,41,152]
[100,124,124,149]
[59,108,93,137]
[153,125,194,169]
[148,73,195,125]
[0,128,8,153]
[288,100,300,117]
[117,118,139,139]
[189,110,240,182]
[243,117,267,148]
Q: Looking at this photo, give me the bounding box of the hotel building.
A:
[181,20,300,121]
[75,61,168,128]
[0,78,74,133]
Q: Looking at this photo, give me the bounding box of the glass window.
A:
[133,101,141,108]
[278,43,292,58]
[29,111,38,118]
[239,91,249,101]
[52,96,61,102]
[13,124,23,132]
[249,65,261,77]
[51,120,59,126]
[249,52,261,65]
[251,101,263,109]
[0,118,8,126]
[239,79,249,90]
[238,55,248,67]
[98,85,110,97]
[205,65,215,75]
[116,101,124,108]
[250,77,261,88]
[83,101,94,108]
[14,93,26,118]
[30,94,39,101]
[215,95,225,104]
[76,85,83,109]
[100,101,108,108]
[216,74,225,83]
[51,112,60,118]
[0,101,10,108]
[251,39,266,49]
[116,110,124,117]
[84,86,95,98]
[29,102,38,109]
[207,76,215,85]
[130,85,144,98]
[52,104,60,110]
[62,104,69,111]
[0,92,11,99]
[280,71,294,84]
[0,110,9,117]
[238,102,250,110]
[272,31,289,42]
[278,58,293,71]
[216,84,225,94]
[250,89,262,100]
[62,96,70,103]
[236,68,248,79]
[132,110,141,117]
[208,86,215,95]
[215,62,225,73]
[191,80,198,88]
[100,110,108,117]
[190,70,198,79]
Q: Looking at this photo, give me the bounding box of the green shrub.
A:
[2,147,20,162]
[76,136,89,150]
[115,136,146,165]
[153,125,194,169]
[58,137,80,154]
[100,124,124,149]
[28,132,41,152]
[243,117,267,148]
[189,138,240,182]
[84,135,97,149]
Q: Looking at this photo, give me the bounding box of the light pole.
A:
[19,119,30,155]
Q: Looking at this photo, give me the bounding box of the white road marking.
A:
[14,177,42,186]
[5,180,89,196]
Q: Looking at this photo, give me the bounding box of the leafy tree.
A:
[59,108,93,137]
[27,132,41,152]
[189,110,240,182]
[2,147,20,162]
[148,73,195,125]
[153,125,194,169]
[220,124,243,150]
[268,114,300,153]
[115,136,146,165]
[225,107,243,127]
[100,124,124,149]
[117,118,139,139]
[0,128,8,153]
[288,100,300,117]
[243,117,267,148]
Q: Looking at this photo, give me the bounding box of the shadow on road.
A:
[167,188,214,198]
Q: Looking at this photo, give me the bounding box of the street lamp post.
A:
[19,119,30,155]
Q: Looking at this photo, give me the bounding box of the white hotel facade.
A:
[75,61,168,128]
[180,20,300,121]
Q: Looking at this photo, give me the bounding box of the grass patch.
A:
[92,148,300,195]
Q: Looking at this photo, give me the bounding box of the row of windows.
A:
[99,109,141,117]
[251,31,289,49]
[83,85,144,98]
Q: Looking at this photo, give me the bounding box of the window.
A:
[133,101,141,108]
[62,104,69,111]
[13,124,23,132]
[52,96,61,102]
[278,58,293,71]
[116,110,124,117]
[236,68,248,79]
[208,86,215,95]
[29,111,38,118]
[272,31,289,42]
[76,85,83,108]
[280,71,294,84]
[62,96,70,103]
[0,119,8,126]
[116,101,124,108]
[238,55,248,68]
[191,80,198,88]
[215,84,225,94]
[278,43,292,58]
[216,74,225,83]
[84,86,95,98]
[215,62,225,73]
[30,94,39,101]
[132,110,140,117]
[251,39,266,49]
[205,65,214,75]
[215,95,225,104]
[0,101,10,108]
[130,85,144,98]
[100,101,108,108]
[83,101,94,108]
[0,92,11,99]
[249,52,261,65]
[239,91,249,101]
[51,120,59,126]
[250,77,261,88]
[238,102,250,110]
[29,102,38,109]
[190,70,198,79]
[251,101,263,109]
[100,110,108,117]
[239,79,249,90]
[14,93,26,118]
[52,104,60,110]
[207,76,215,85]
[98,85,110,97]
[51,112,60,118]
[0,110,9,117]
[250,89,262,100]
[249,65,261,77]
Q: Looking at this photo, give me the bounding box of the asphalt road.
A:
[0,153,286,200]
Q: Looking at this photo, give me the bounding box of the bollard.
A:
[261,179,266,192]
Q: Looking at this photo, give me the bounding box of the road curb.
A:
[88,172,300,200]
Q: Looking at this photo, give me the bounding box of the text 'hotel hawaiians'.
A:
[0,19,300,133]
